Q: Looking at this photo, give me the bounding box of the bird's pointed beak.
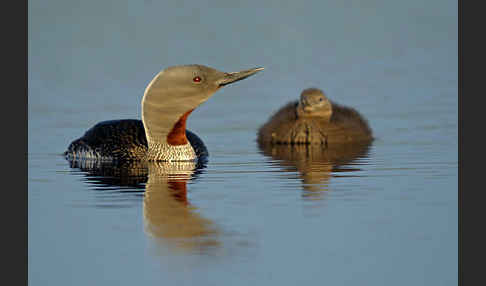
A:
[217,67,264,87]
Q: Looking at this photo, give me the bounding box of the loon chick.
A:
[257,88,373,145]
[65,64,264,162]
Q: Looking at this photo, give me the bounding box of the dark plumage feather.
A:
[65,119,208,161]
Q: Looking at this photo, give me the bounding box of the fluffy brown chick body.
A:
[257,88,373,146]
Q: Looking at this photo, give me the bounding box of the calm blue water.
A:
[28,0,457,285]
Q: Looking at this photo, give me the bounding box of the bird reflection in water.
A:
[66,158,220,254]
[257,141,372,200]
[143,161,220,253]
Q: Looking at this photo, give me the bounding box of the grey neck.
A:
[141,75,197,162]
[142,103,196,161]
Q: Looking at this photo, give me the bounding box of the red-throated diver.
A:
[65,64,264,162]
[257,88,373,146]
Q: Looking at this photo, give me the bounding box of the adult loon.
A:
[65,64,264,162]
[257,88,373,146]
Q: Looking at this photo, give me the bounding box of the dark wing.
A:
[257,101,299,144]
[65,119,148,160]
[186,130,209,159]
[65,119,208,160]
[329,102,373,142]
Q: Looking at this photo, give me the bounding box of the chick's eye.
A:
[319,98,323,101]
[193,76,202,83]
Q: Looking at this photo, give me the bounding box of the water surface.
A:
[29,0,457,285]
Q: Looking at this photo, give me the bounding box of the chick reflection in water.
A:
[258,142,371,199]
[66,159,220,254]
[143,161,220,253]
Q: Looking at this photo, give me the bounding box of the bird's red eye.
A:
[193,76,201,83]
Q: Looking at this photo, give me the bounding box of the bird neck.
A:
[142,98,197,161]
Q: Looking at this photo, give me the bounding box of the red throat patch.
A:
[166,109,194,145]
